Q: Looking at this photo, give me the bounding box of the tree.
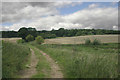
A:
[27,27,36,31]
[76,31,82,36]
[25,34,34,42]
[18,27,28,40]
[57,28,65,37]
[35,36,44,44]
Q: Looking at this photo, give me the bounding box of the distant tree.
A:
[18,27,28,40]
[50,34,56,38]
[57,28,65,37]
[28,27,37,38]
[2,31,18,38]
[25,34,34,42]
[27,27,36,31]
[2,27,120,38]
[76,31,82,36]
[35,36,44,44]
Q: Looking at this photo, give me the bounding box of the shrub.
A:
[92,39,101,45]
[25,34,34,42]
[35,36,44,44]
[17,39,25,44]
[85,38,91,45]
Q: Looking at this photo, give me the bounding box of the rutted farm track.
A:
[39,50,63,78]
[19,48,38,78]
[20,46,63,78]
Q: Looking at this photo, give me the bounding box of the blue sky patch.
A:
[57,2,118,15]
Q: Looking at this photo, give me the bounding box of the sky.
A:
[0,2,118,31]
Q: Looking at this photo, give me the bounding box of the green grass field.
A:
[2,41,30,78]
[31,42,118,78]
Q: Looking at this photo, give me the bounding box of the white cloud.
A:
[88,4,99,8]
[1,2,118,31]
[113,26,118,30]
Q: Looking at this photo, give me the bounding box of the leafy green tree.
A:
[27,27,36,31]
[76,31,82,36]
[18,27,28,40]
[35,36,44,44]
[57,28,65,37]
[25,34,34,42]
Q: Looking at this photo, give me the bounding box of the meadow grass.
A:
[31,42,118,78]
[27,44,51,78]
[2,41,30,78]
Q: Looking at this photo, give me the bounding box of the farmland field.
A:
[0,35,119,44]
[1,34,119,78]
[1,1,120,79]
[45,35,119,44]
[0,38,21,43]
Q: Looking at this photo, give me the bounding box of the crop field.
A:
[0,35,119,44]
[44,35,119,44]
[0,38,21,43]
[31,42,119,78]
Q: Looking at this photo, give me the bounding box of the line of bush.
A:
[85,38,101,45]
[17,34,44,45]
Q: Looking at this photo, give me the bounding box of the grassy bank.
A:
[2,41,30,78]
[31,42,118,78]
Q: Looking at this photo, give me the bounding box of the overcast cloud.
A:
[1,2,118,31]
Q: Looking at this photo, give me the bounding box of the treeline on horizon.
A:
[1,27,120,39]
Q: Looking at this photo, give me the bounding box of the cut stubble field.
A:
[0,38,21,43]
[1,35,119,44]
[45,35,119,44]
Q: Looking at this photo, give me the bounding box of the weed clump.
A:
[17,39,25,44]
[26,34,34,42]
[85,38,101,45]
[35,36,44,44]
[92,39,101,45]
[85,38,91,45]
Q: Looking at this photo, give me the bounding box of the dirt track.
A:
[19,47,63,78]
[19,48,38,78]
[39,50,63,78]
